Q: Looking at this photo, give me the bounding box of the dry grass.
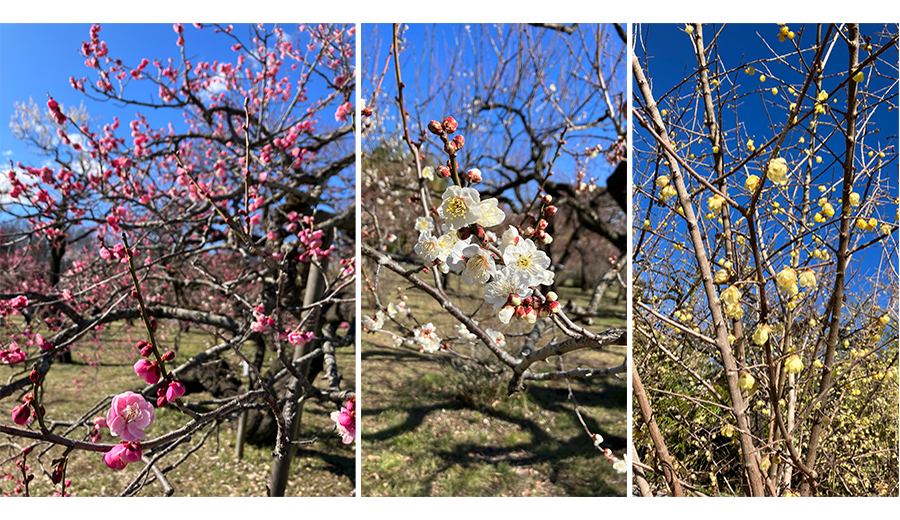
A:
[1,323,355,497]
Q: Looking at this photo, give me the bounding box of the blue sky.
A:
[362,23,625,197]
[0,23,354,210]
[634,23,898,315]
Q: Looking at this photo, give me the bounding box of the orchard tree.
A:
[360,23,628,480]
[632,23,898,497]
[1,23,356,496]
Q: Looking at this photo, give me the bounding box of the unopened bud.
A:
[546,291,558,302]
[515,306,527,318]
[157,396,168,407]
[537,219,548,230]
[22,446,32,457]
[538,307,549,318]
[162,350,175,362]
[543,205,558,216]
[508,293,523,307]
[476,226,486,241]
[524,307,537,324]
[444,141,458,154]
[149,318,157,330]
[452,134,465,150]
[466,168,482,183]
[29,370,40,384]
[427,120,443,135]
[442,116,458,134]
[522,296,533,307]
[548,301,561,314]
[51,464,64,484]
[362,107,373,117]
[542,194,553,205]
[524,226,535,237]
[438,166,451,178]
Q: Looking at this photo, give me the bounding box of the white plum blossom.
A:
[502,238,551,287]
[363,310,386,331]
[422,166,435,181]
[486,329,506,348]
[497,306,515,324]
[461,245,497,285]
[414,323,441,353]
[484,268,533,308]
[387,302,399,318]
[438,185,483,230]
[414,216,435,234]
[501,225,520,253]
[476,198,506,227]
[446,239,471,273]
[541,269,555,286]
[414,232,443,262]
[456,323,478,344]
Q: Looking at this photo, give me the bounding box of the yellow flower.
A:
[656,175,670,187]
[726,302,744,320]
[771,88,778,95]
[714,268,730,284]
[660,184,677,202]
[768,157,789,185]
[685,24,694,35]
[745,174,760,192]
[708,194,726,214]
[815,156,822,164]
[822,202,835,218]
[813,359,824,369]
[738,371,755,391]
[879,314,890,326]
[868,217,878,230]
[849,192,860,207]
[721,424,736,438]
[852,71,864,82]
[776,266,797,292]
[785,355,803,374]
[760,456,772,472]
[753,324,772,345]
[712,146,720,154]
[760,74,766,82]
[721,285,741,305]
[798,270,817,288]
[818,90,828,102]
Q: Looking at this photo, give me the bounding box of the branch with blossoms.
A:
[2,23,356,497]
[632,23,898,497]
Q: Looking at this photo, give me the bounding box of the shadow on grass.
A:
[363,347,626,496]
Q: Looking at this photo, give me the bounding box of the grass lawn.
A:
[1,322,355,497]
[361,270,627,496]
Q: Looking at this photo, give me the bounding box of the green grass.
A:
[361,270,627,496]
[1,323,355,497]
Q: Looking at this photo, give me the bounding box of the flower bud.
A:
[361,107,374,117]
[444,141,458,154]
[537,219,548,231]
[162,350,176,362]
[22,446,32,457]
[452,134,465,150]
[29,369,40,384]
[508,293,523,307]
[157,396,168,407]
[546,291,558,302]
[542,194,553,205]
[438,166,451,178]
[427,120,443,135]
[548,301,561,314]
[149,318,157,330]
[522,296,533,307]
[543,205,558,216]
[538,306,549,318]
[466,168,482,184]
[441,116,458,134]
[12,404,31,426]
[476,226,486,241]
[51,464,64,484]
[524,307,537,324]
[524,226,535,237]
[515,306,527,319]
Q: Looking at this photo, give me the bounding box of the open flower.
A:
[484,268,533,309]
[785,355,803,374]
[414,216,435,234]
[745,174,760,192]
[476,198,506,227]
[753,324,772,346]
[106,391,154,442]
[486,329,506,348]
[721,285,741,305]
[708,194,726,214]
[798,270,817,289]
[414,232,442,263]
[421,166,434,181]
[768,157,789,185]
[776,266,798,296]
[330,398,356,444]
[502,238,551,287]
[438,186,482,230]
[461,245,497,285]
[414,323,441,353]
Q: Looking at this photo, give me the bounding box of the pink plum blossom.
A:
[166,381,186,402]
[330,397,355,444]
[102,442,142,470]
[134,359,161,385]
[106,392,154,442]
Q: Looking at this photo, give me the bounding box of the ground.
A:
[1,323,355,497]
[361,269,627,496]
